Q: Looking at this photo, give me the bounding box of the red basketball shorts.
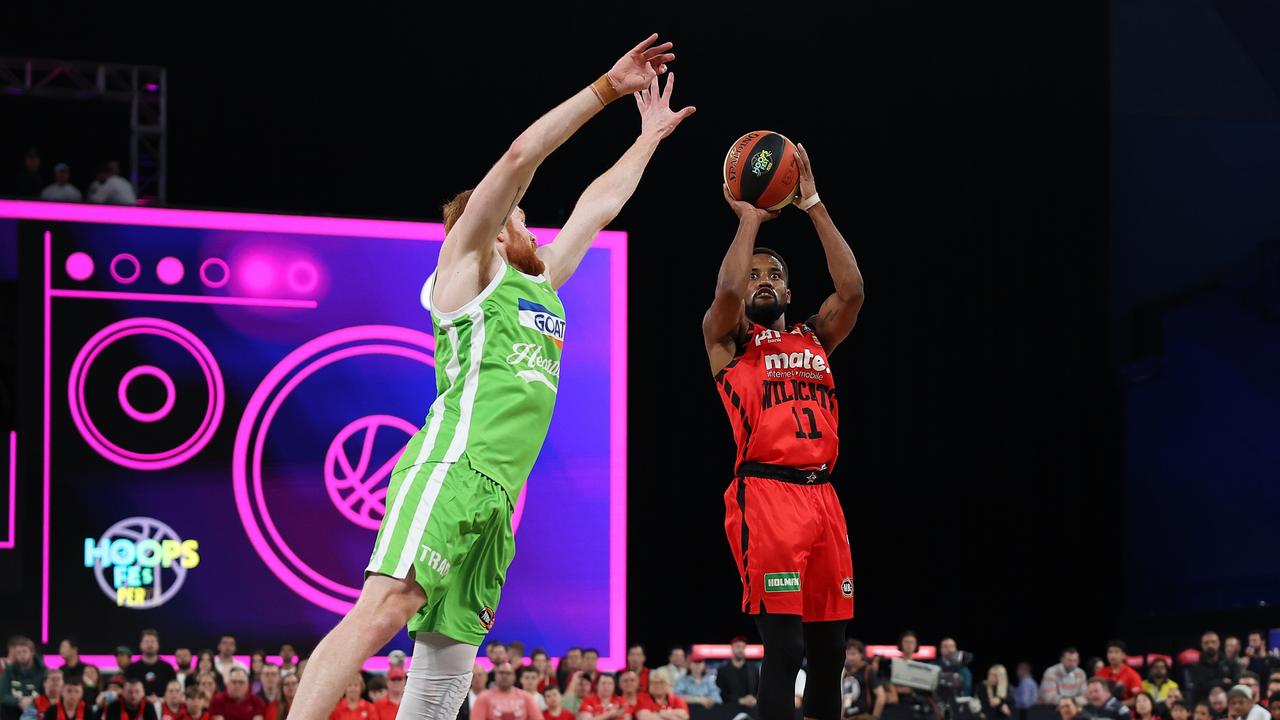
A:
[723,475,854,622]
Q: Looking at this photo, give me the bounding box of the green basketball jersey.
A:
[394,261,565,501]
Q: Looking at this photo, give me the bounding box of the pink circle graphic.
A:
[286,261,319,293]
[110,254,140,284]
[235,325,451,614]
[324,414,420,530]
[199,258,230,288]
[156,257,185,285]
[117,365,177,423]
[65,252,95,281]
[68,318,225,471]
[242,258,275,291]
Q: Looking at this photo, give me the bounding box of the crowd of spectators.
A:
[3,630,1279,720]
[9,148,136,205]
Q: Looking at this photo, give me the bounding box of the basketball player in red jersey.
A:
[702,143,865,720]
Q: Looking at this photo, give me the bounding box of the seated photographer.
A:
[842,641,886,719]
[933,640,973,698]
[886,631,922,702]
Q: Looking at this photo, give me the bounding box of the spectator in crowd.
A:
[105,679,159,720]
[1191,634,1239,704]
[636,671,687,720]
[561,673,591,715]
[1194,702,1214,720]
[197,675,221,703]
[372,668,402,720]
[57,641,91,687]
[17,148,44,198]
[117,648,134,675]
[1014,663,1039,714]
[616,671,649,720]
[467,665,488,716]
[1133,693,1158,720]
[715,638,759,713]
[1081,677,1131,720]
[658,650,687,685]
[891,631,923,702]
[46,678,85,720]
[174,650,195,691]
[157,680,186,720]
[257,665,282,720]
[1165,688,1187,715]
[1225,685,1267,720]
[1043,649,1089,706]
[624,648,650,694]
[840,640,882,719]
[521,668,548,711]
[185,688,210,720]
[248,655,266,695]
[1098,642,1143,706]
[473,663,540,720]
[486,645,510,689]
[578,674,624,720]
[326,676,373,720]
[580,651,602,693]
[278,648,298,680]
[1245,634,1278,681]
[96,675,126,718]
[979,665,1013,720]
[214,639,247,685]
[937,639,975,697]
[530,651,553,693]
[1225,643,1247,677]
[509,644,528,669]
[197,655,216,681]
[1268,694,1280,720]
[2,636,46,720]
[1209,688,1229,719]
[279,675,298,720]
[1240,674,1263,704]
[1143,661,1179,707]
[40,164,82,202]
[544,686,572,720]
[34,669,63,716]
[128,630,178,701]
[80,666,100,709]
[1169,701,1191,720]
[211,669,263,720]
[558,651,583,693]
[1060,697,1081,720]
[1087,660,1107,679]
[87,161,136,205]
[1268,676,1280,700]
[674,655,720,713]
[366,676,387,705]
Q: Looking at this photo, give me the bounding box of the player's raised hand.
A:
[607,33,676,95]
[793,142,819,207]
[635,73,696,140]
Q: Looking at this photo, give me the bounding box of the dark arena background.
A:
[2,1,1280,720]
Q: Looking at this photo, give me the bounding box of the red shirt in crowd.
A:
[35,697,55,715]
[372,697,399,720]
[636,694,688,714]
[211,693,268,720]
[626,669,650,694]
[543,709,573,720]
[618,694,651,720]
[577,694,626,719]
[471,689,541,720]
[1097,665,1144,701]
[327,699,376,720]
[159,704,190,720]
[260,698,282,720]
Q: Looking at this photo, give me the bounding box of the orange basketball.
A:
[723,131,800,210]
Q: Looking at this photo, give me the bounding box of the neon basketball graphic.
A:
[324,414,420,531]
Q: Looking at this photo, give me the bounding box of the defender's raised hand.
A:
[635,73,696,140]
[606,33,676,95]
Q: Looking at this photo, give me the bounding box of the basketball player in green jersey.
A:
[290,34,694,720]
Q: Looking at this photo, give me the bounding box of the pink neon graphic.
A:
[1,432,13,549]
[109,253,140,284]
[324,415,419,531]
[286,261,319,293]
[10,202,626,665]
[65,252,94,281]
[68,317,225,471]
[50,654,403,673]
[234,326,437,612]
[156,256,185,285]
[51,288,317,309]
[117,365,177,423]
[242,257,275,292]
[199,258,230,288]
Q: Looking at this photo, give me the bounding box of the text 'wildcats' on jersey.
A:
[716,322,838,472]
[398,263,567,503]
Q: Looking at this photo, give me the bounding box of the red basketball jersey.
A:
[715,322,839,472]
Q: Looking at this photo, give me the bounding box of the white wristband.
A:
[796,192,822,212]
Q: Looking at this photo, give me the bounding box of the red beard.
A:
[505,237,546,276]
